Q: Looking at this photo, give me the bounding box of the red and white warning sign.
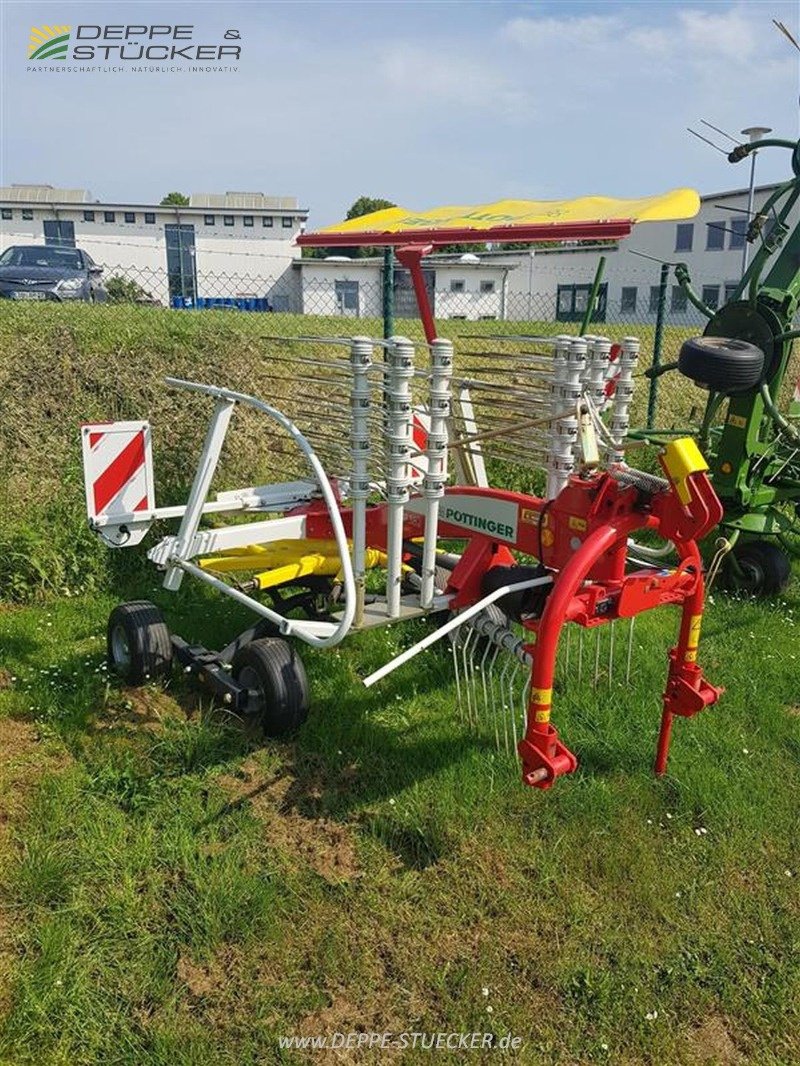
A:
[81,421,155,535]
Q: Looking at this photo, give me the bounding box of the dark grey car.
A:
[0,245,107,302]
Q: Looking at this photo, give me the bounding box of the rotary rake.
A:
[81,187,726,790]
[83,325,722,789]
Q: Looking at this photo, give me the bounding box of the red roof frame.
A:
[297,219,633,248]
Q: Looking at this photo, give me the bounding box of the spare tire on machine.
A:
[678,336,764,395]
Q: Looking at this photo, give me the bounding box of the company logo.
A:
[29,25,71,60]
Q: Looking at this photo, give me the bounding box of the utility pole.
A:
[740,125,771,275]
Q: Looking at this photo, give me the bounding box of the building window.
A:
[124,212,136,224]
[671,285,688,312]
[104,211,115,223]
[334,279,359,315]
[262,216,274,228]
[729,218,747,250]
[204,214,215,226]
[620,286,637,313]
[223,215,234,227]
[724,282,738,302]
[702,285,720,310]
[648,286,662,313]
[243,215,254,228]
[1,208,11,220]
[450,279,465,293]
[282,217,293,228]
[144,212,155,224]
[22,209,33,221]
[43,220,76,247]
[83,210,95,222]
[479,279,495,293]
[675,223,693,252]
[556,282,607,323]
[706,222,725,250]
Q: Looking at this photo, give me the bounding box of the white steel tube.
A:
[349,336,373,626]
[163,398,236,591]
[384,337,415,618]
[419,337,453,608]
[604,336,639,464]
[363,575,553,687]
[162,377,356,648]
[546,336,584,498]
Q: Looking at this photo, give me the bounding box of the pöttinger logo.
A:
[29,25,71,61]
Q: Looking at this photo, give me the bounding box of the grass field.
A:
[1,303,799,1063]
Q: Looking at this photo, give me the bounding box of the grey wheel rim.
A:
[110,624,131,672]
[237,664,266,714]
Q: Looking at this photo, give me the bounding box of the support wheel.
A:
[107,601,173,685]
[232,638,309,736]
[678,336,764,395]
[728,540,791,596]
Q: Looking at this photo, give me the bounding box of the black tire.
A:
[728,540,792,596]
[232,638,309,736]
[107,601,173,685]
[678,336,764,395]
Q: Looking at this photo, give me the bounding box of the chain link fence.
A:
[95,260,723,432]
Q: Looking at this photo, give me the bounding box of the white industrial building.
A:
[292,255,515,320]
[1,181,795,321]
[488,183,800,323]
[0,184,307,305]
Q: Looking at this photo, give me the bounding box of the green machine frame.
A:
[643,134,800,593]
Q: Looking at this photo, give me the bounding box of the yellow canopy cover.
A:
[312,189,700,237]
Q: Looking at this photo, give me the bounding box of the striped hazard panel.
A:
[81,421,154,522]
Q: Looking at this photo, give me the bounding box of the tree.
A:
[160,192,190,206]
[345,196,396,221]
[302,195,397,259]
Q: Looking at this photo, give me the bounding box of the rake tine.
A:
[461,627,476,728]
[451,634,465,722]
[478,636,500,750]
[519,671,531,756]
[626,617,635,685]
[578,626,584,684]
[565,622,572,676]
[500,653,519,751]
[594,626,602,686]
[608,620,615,688]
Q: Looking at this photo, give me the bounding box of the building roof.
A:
[190,192,298,210]
[2,185,92,203]
[0,185,306,215]
[700,182,783,202]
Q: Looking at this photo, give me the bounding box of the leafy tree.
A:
[160,191,190,206]
[303,195,397,259]
[345,196,396,221]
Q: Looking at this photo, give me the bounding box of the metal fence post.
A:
[382,247,395,340]
[648,262,670,428]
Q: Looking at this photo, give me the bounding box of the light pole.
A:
[740,125,772,275]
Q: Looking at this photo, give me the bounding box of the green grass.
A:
[0,301,709,606]
[1,301,800,1063]
[0,572,799,1064]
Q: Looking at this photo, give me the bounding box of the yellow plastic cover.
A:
[313,189,700,237]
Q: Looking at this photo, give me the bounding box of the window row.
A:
[617,283,739,313]
[449,279,496,293]
[1,208,295,229]
[675,219,747,253]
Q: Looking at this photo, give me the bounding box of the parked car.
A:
[0,245,107,302]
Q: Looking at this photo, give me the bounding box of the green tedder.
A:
[643,133,800,594]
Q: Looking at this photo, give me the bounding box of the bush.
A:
[105,275,153,304]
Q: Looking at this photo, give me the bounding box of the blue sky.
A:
[1,1,799,227]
